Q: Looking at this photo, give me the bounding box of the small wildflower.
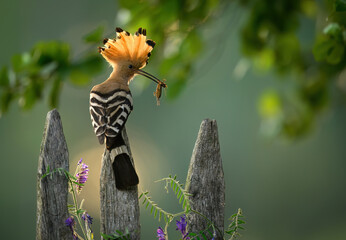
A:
[75,159,89,193]
[65,216,79,240]
[176,215,190,239]
[82,212,94,239]
[82,212,93,225]
[157,227,166,240]
[65,216,75,229]
[82,211,93,230]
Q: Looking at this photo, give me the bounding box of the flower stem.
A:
[68,177,88,240]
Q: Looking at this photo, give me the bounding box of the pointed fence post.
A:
[36,109,70,240]
[100,128,140,240]
[185,119,225,239]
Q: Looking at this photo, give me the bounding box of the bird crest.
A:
[99,27,155,69]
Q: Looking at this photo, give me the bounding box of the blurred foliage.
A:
[0,39,103,116]
[240,0,346,138]
[0,0,345,139]
[117,0,221,99]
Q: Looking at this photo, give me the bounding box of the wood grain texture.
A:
[100,128,140,240]
[185,119,225,240]
[36,109,70,240]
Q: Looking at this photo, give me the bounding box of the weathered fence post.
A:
[36,109,70,240]
[100,128,140,240]
[185,119,225,239]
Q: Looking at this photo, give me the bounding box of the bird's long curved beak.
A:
[135,69,167,87]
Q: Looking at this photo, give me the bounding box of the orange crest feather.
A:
[99,27,156,69]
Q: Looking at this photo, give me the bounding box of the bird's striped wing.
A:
[89,89,133,144]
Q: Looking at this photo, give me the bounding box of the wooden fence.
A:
[36,109,225,240]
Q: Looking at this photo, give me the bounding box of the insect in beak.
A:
[153,79,167,105]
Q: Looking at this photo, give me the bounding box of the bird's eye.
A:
[128,65,133,69]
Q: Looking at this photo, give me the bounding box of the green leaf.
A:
[21,79,43,110]
[179,195,183,204]
[323,23,342,40]
[326,43,345,64]
[313,37,335,62]
[49,77,62,108]
[33,41,70,67]
[334,0,346,12]
[11,54,25,72]
[177,189,182,198]
[76,208,84,214]
[0,67,9,87]
[84,26,104,44]
[225,229,234,234]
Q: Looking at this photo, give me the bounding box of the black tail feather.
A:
[112,153,139,190]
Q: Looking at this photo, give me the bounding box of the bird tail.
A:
[112,152,139,190]
[107,135,139,190]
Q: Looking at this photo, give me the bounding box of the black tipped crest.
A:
[146,39,156,48]
[98,46,105,53]
[100,27,156,68]
[115,27,123,33]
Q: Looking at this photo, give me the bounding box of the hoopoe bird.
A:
[89,27,166,190]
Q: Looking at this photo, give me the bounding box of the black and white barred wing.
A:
[89,90,133,144]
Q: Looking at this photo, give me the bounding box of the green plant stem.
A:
[68,177,88,240]
[172,211,186,217]
[230,208,242,240]
[164,222,170,240]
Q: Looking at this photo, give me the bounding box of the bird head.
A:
[99,27,165,87]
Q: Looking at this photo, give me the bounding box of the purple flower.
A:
[157,227,166,240]
[65,216,75,229]
[65,216,79,240]
[75,160,89,193]
[82,211,93,233]
[176,215,190,239]
[82,212,93,225]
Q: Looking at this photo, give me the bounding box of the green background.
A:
[0,0,346,239]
